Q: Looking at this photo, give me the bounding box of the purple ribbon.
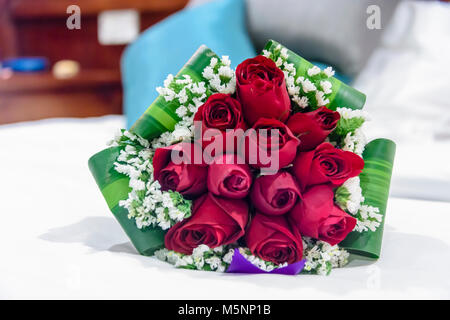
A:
[226,248,305,275]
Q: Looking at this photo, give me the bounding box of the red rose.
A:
[289,184,356,245]
[153,142,207,198]
[245,213,303,265]
[207,154,253,199]
[194,93,246,153]
[287,107,340,151]
[241,118,300,171]
[236,56,291,125]
[250,171,301,216]
[165,193,249,254]
[291,142,364,190]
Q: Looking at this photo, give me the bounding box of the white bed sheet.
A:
[0,115,449,299]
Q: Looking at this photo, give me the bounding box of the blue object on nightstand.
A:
[2,57,49,72]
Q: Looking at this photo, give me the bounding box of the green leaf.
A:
[88,147,166,256]
[339,139,396,259]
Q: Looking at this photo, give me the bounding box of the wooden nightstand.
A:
[0,69,122,124]
[0,0,189,124]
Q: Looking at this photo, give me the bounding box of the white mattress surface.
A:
[0,115,449,299]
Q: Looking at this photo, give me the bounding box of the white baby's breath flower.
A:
[213,246,223,254]
[194,256,205,269]
[218,65,234,78]
[342,128,367,156]
[206,257,222,270]
[299,78,317,93]
[293,96,309,108]
[288,85,300,96]
[216,263,226,273]
[336,107,370,121]
[125,145,136,155]
[138,149,152,160]
[223,249,235,264]
[323,67,335,77]
[154,249,168,261]
[177,89,188,104]
[209,57,218,68]
[341,177,364,214]
[320,80,333,94]
[157,219,171,231]
[202,56,236,95]
[129,178,146,191]
[275,57,283,67]
[172,127,191,141]
[262,50,271,58]
[221,55,231,67]
[163,74,174,87]
[192,244,210,258]
[280,48,289,59]
[283,62,295,74]
[202,66,214,79]
[303,238,349,275]
[307,66,321,77]
[315,90,330,106]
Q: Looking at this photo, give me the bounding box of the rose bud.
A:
[165,193,249,254]
[241,118,300,172]
[245,213,303,265]
[153,142,207,199]
[287,107,340,151]
[236,56,291,125]
[289,184,356,245]
[207,154,253,199]
[194,93,246,153]
[291,142,364,190]
[250,171,301,216]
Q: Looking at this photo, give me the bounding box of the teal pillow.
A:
[122,0,256,128]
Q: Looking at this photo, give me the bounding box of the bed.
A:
[0,115,449,299]
[1,0,450,299]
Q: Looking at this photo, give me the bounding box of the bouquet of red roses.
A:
[89,40,395,275]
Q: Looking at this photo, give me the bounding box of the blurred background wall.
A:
[0,0,448,126]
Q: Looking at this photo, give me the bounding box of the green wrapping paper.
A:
[88,46,220,255]
[340,139,396,258]
[263,40,366,111]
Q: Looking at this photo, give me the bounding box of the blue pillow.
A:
[122,0,256,128]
